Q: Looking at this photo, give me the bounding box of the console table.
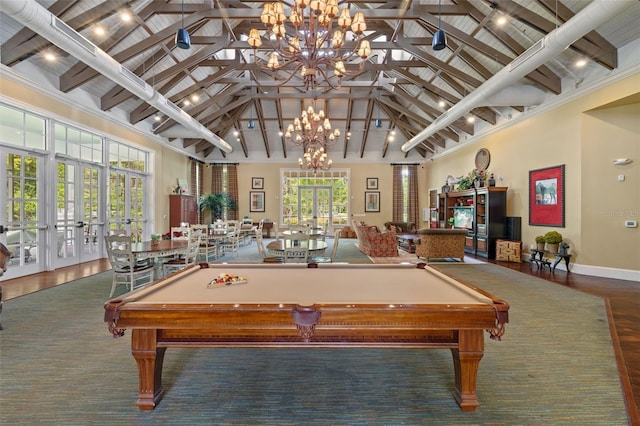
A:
[529,249,571,273]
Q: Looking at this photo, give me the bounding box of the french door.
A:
[108,170,148,238]
[298,186,333,228]
[0,148,47,278]
[54,159,105,268]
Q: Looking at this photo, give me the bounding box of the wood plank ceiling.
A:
[1,0,638,163]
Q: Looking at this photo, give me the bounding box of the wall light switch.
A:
[618,175,625,182]
[625,220,637,228]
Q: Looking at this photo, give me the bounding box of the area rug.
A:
[0,264,628,425]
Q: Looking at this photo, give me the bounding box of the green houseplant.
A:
[543,231,563,253]
[535,235,546,251]
[198,192,237,222]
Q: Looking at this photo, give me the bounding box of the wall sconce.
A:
[613,158,632,165]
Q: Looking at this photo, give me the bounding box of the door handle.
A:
[76,221,85,228]
[125,219,132,224]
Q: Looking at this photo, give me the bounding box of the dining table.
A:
[130,239,189,266]
[266,239,327,257]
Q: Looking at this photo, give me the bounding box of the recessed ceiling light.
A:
[191,94,199,102]
[183,100,190,106]
[467,116,475,123]
[576,59,588,68]
[120,11,131,22]
[438,100,446,108]
[94,26,105,36]
[496,16,507,26]
[44,52,56,61]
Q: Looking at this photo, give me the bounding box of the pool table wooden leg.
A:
[450,330,484,411]
[131,329,166,410]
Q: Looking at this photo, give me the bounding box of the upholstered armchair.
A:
[352,221,399,257]
[383,221,417,233]
[415,228,468,262]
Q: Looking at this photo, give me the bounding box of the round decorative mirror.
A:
[475,148,491,170]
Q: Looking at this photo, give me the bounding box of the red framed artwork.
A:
[529,164,565,227]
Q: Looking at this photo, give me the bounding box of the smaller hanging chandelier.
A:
[298,145,333,173]
[285,105,340,147]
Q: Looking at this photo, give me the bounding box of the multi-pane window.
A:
[0,103,46,150]
[54,124,103,163]
[107,139,148,172]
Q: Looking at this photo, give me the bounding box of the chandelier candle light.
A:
[247,0,371,90]
[299,145,333,172]
[285,105,340,147]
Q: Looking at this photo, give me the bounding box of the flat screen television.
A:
[453,208,473,230]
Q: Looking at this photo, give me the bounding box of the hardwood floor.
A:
[1,257,638,424]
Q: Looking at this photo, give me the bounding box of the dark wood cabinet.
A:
[169,195,197,228]
[437,187,507,259]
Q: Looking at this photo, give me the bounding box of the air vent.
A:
[51,16,96,56]
[120,66,146,89]
[509,39,544,71]
[165,99,183,114]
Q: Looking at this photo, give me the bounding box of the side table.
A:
[529,249,571,273]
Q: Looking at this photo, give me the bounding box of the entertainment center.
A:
[437,187,508,259]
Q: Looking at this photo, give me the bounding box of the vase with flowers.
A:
[470,168,486,188]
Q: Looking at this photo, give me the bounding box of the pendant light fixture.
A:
[432,0,447,51]
[375,86,382,128]
[175,0,191,49]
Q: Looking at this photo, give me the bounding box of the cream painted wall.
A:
[424,73,640,274]
[3,72,637,277]
[1,76,176,235]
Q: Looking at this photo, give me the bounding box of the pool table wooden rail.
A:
[104,263,509,412]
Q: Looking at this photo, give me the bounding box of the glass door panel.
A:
[55,160,104,268]
[108,170,148,240]
[0,149,46,278]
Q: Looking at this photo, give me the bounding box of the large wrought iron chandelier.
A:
[299,145,333,173]
[246,0,371,90]
[285,105,340,147]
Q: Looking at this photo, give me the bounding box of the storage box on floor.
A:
[340,226,356,238]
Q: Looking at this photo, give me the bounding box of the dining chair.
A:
[163,231,201,276]
[255,229,284,263]
[104,235,154,297]
[191,224,218,262]
[309,228,340,263]
[223,227,240,257]
[283,232,310,263]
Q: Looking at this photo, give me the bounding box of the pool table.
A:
[104,263,509,411]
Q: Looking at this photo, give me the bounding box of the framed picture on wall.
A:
[364,191,380,212]
[252,177,264,189]
[529,164,565,227]
[366,177,378,190]
[250,191,265,212]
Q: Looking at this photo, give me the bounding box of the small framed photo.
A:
[366,177,378,190]
[250,191,265,212]
[252,177,264,189]
[364,191,380,212]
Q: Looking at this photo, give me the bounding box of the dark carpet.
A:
[0,263,628,425]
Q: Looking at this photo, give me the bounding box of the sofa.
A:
[383,221,417,233]
[415,228,468,262]
[352,220,399,257]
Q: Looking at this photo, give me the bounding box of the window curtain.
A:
[226,165,239,221]
[392,165,403,222]
[407,164,419,225]
[190,161,203,223]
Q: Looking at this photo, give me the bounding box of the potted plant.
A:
[544,231,563,254]
[448,217,455,229]
[535,235,546,251]
[197,192,238,222]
